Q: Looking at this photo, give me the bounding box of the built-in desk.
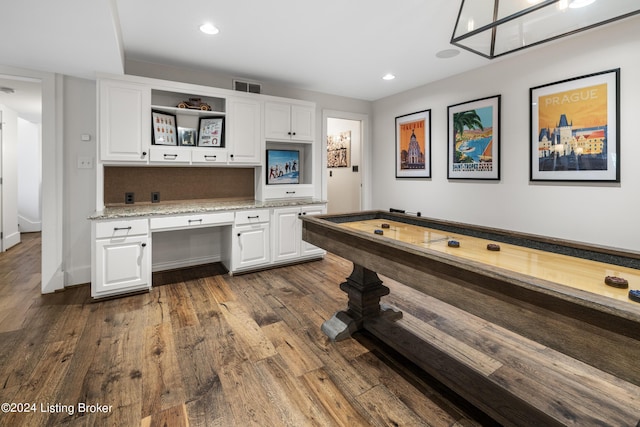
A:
[89,199,325,299]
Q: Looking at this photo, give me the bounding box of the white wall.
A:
[17,118,41,232]
[0,104,20,250]
[371,17,640,251]
[63,76,97,285]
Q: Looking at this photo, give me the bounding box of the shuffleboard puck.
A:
[629,290,640,303]
[447,240,460,248]
[487,243,501,251]
[374,229,384,235]
[381,223,390,229]
[604,276,629,288]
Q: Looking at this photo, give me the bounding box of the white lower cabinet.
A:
[92,219,151,298]
[272,205,325,263]
[229,210,271,272]
[232,222,270,271]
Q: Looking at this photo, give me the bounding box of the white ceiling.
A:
[1,0,637,121]
[0,0,492,105]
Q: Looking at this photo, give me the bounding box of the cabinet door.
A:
[94,235,150,297]
[233,223,270,270]
[290,104,314,141]
[99,80,151,162]
[272,208,301,263]
[300,205,326,257]
[264,102,292,140]
[228,98,262,164]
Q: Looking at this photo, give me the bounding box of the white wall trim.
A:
[18,215,41,232]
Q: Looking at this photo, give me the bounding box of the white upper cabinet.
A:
[227,97,262,164]
[99,80,151,162]
[265,101,314,142]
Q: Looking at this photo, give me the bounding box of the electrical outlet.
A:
[77,156,93,169]
[151,192,160,203]
[125,192,134,204]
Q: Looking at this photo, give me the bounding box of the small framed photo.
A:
[530,68,620,182]
[152,110,177,146]
[447,95,501,180]
[178,127,197,146]
[198,116,225,147]
[395,109,431,178]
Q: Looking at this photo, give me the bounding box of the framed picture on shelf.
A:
[530,68,619,182]
[152,110,177,146]
[266,149,300,185]
[197,116,225,147]
[178,127,197,146]
[447,95,501,180]
[395,110,431,178]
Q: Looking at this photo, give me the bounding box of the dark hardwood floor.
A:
[0,233,486,426]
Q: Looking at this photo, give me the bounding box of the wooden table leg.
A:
[321,263,402,341]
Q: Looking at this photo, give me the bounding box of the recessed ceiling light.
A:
[199,23,219,35]
[436,49,460,59]
[382,73,396,81]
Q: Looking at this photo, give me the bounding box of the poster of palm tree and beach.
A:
[448,95,501,180]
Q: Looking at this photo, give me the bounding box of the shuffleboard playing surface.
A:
[338,219,638,304]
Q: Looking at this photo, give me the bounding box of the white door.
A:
[0,107,20,251]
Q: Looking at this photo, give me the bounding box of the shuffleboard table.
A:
[300,210,640,422]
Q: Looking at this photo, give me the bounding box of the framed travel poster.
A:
[530,68,619,182]
[198,116,225,147]
[395,109,431,178]
[447,95,500,180]
[152,110,177,146]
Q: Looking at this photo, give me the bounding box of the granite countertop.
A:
[88,198,327,220]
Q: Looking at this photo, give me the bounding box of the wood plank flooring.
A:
[0,233,487,427]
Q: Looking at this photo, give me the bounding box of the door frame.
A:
[0,65,63,293]
[321,110,370,211]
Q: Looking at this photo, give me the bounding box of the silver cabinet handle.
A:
[164,154,178,159]
[204,155,217,161]
[188,219,203,224]
[113,226,132,231]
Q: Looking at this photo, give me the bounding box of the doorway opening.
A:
[324,112,368,214]
[0,75,42,253]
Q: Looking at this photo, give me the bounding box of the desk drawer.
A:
[149,147,190,163]
[95,218,149,239]
[235,209,270,225]
[191,148,227,164]
[263,184,314,200]
[150,212,234,231]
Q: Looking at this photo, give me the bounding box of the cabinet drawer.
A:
[149,147,191,163]
[234,209,270,225]
[150,212,234,231]
[95,218,149,239]
[191,148,228,164]
[263,184,314,200]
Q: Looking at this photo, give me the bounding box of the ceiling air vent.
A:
[233,79,261,94]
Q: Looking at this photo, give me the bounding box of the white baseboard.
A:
[18,215,42,232]
[65,265,91,287]
[152,255,222,272]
